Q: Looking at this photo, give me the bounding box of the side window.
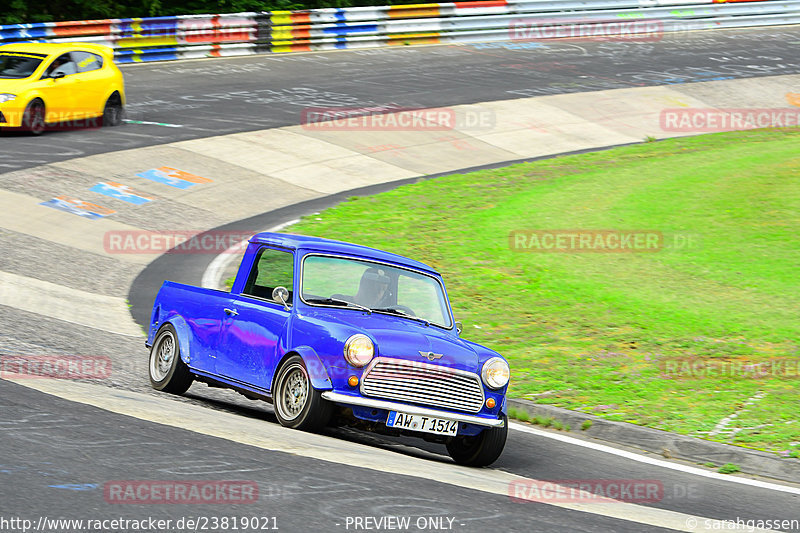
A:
[45,53,77,77]
[243,248,294,305]
[72,51,103,73]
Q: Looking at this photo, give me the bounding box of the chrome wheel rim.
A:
[150,330,175,382]
[277,363,309,421]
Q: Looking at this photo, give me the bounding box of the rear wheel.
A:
[103,94,123,127]
[273,355,332,431]
[22,100,46,135]
[149,323,193,394]
[446,415,508,467]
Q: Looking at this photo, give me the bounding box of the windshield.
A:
[301,255,453,328]
[0,52,45,79]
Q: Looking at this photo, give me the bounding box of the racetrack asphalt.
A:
[2,26,800,173]
[2,26,800,532]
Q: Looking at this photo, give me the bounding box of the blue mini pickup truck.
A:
[146,232,510,466]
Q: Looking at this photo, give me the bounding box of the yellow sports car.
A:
[0,42,125,134]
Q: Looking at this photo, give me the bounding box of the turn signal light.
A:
[348,375,359,387]
[486,398,496,409]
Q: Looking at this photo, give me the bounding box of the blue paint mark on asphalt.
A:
[49,483,99,491]
[136,169,194,189]
[90,182,153,205]
[40,197,114,220]
[470,42,548,50]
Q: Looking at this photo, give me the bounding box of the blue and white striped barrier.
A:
[1,0,798,63]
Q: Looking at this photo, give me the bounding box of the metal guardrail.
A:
[0,0,797,63]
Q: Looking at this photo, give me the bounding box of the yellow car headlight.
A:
[481,357,510,389]
[343,334,374,368]
[0,94,17,103]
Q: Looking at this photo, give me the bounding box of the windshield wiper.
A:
[372,307,430,326]
[305,297,372,314]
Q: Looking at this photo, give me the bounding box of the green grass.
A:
[285,128,800,454]
[718,463,741,474]
[507,408,570,431]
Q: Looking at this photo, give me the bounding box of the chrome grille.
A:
[360,357,484,413]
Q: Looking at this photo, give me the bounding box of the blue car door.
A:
[214,246,294,392]
[183,288,232,373]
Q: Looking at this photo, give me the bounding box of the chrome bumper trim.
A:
[321,391,504,428]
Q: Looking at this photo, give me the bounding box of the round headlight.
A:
[481,357,510,389]
[343,334,374,368]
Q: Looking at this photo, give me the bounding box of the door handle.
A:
[224,308,239,317]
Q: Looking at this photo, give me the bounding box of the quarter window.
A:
[72,51,103,73]
[243,248,294,305]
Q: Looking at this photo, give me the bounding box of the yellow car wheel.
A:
[102,93,123,127]
[22,100,46,135]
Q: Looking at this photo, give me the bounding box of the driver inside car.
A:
[46,55,77,77]
[355,268,392,308]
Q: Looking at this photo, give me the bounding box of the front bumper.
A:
[321,391,505,428]
[0,102,25,127]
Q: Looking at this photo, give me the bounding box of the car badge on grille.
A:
[419,351,443,361]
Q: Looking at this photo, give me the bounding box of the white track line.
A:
[200,237,250,289]
[200,219,300,289]
[510,422,800,495]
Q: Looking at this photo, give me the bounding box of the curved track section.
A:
[3,27,800,173]
[2,27,800,532]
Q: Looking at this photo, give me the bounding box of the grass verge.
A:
[286,129,800,455]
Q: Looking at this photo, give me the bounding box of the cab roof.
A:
[251,232,438,274]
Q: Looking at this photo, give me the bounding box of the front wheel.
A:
[149,324,193,394]
[273,355,331,431]
[22,100,46,135]
[446,415,508,467]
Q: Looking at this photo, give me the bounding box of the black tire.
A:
[103,94,123,127]
[446,415,508,467]
[273,354,332,431]
[22,100,46,135]
[148,323,193,394]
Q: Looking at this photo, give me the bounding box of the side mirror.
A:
[455,321,463,335]
[50,72,65,80]
[272,286,290,311]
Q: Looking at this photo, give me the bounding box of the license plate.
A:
[386,411,458,436]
